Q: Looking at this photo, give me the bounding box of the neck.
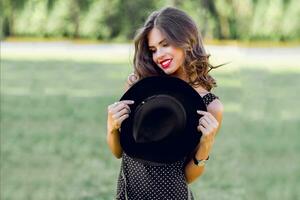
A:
[171,67,189,82]
[170,67,209,93]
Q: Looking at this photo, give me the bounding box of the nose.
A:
[155,48,165,62]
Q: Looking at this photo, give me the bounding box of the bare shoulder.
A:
[207,98,224,132]
[207,98,224,115]
[194,87,224,115]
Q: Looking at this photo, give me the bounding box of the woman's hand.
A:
[107,100,134,133]
[185,107,223,183]
[196,110,219,145]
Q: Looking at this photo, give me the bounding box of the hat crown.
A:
[133,95,187,143]
[120,76,206,164]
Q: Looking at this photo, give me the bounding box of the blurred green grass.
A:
[1,45,300,200]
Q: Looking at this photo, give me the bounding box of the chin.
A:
[159,64,179,75]
[162,69,173,75]
[164,67,178,75]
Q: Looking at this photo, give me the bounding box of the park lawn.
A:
[1,48,300,200]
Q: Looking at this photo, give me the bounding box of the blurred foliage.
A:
[1,0,300,41]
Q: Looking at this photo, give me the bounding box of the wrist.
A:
[193,154,209,167]
[200,135,214,145]
[195,142,210,160]
[108,127,120,134]
[195,151,209,161]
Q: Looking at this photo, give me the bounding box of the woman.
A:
[107,7,224,199]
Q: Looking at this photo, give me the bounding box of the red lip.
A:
[160,59,172,69]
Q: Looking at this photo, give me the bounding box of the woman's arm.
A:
[184,99,224,183]
[106,73,138,158]
[106,128,123,158]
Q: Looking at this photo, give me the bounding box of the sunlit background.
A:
[1,0,300,200]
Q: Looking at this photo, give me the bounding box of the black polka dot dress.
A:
[115,93,219,200]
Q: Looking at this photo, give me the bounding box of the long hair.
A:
[133,7,220,91]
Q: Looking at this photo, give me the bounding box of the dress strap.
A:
[202,93,219,106]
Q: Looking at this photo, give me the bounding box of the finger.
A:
[112,102,120,108]
[124,105,131,114]
[197,125,208,135]
[108,104,119,114]
[200,118,210,128]
[110,104,130,118]
[108,103,117,110]
[199,116,215,131]
[113,108,130,119]
[205,115,218,129]
[113,112,129,129]
[197,110,209,115]
[110,100,134,110]
[198,110,215,121]
[117,103,131,113]
[128,73,138,85]
[118,114,130,125]
[206,112,217,123]
[120,100,135,105]
[113,102,129,112]
[108,104,117,114]
[198,110,218,128]
[201,115,213,124]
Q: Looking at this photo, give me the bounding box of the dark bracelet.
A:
[193,155,209,167]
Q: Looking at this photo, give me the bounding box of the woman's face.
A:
[148,28,185,77]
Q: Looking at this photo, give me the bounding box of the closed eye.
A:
[162,42,169,47]
[149,49,156,54]
[148,38,168,53]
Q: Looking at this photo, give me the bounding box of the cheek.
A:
[169,47,184,60]
[175,51,185,65]
[152,54,158,64]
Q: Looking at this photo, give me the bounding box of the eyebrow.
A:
[148,39,167,49]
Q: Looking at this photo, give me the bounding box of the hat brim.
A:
[120,76,207,164]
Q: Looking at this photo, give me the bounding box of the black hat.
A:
[119,76,206,164]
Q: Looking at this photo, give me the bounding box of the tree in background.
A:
[1,0,299,41]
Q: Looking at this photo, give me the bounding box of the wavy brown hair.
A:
[133,7,221,91]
